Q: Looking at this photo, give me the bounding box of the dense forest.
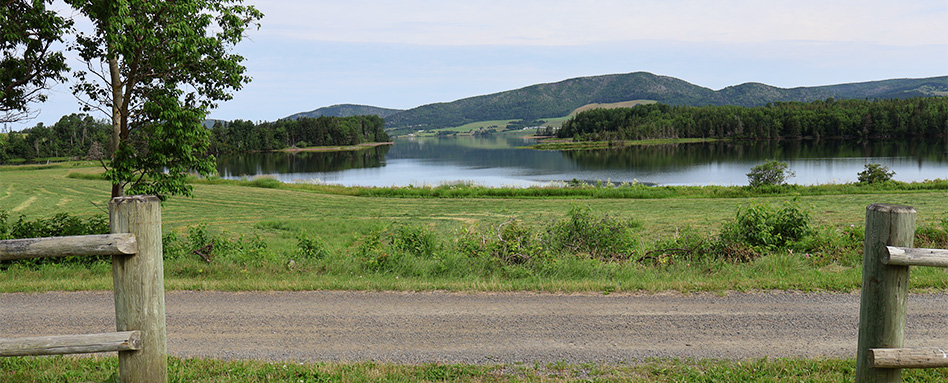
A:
[208,115,389,153]
[554,97,948,141]
[0,114,110,162]
[0,114,390,162]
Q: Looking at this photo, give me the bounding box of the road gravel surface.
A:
[2,290,946,364]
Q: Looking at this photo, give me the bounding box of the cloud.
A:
[249,0,947,46]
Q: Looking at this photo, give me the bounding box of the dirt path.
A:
[2,291,946,364]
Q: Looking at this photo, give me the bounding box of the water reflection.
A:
[216,135,948,187]
[218,145,390,178]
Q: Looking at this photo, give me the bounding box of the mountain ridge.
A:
[284,104,404,120]
[285,72,948,132]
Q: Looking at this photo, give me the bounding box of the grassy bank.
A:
[2,355,945,382]
[1,163,947,293]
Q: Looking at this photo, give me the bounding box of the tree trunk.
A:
[109,54,124,198]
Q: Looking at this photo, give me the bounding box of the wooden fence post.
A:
[856,203,916,383]
[110,196,167,383]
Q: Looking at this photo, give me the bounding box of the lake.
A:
[216,135,948,187]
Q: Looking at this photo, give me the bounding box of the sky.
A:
[10,0,948,130]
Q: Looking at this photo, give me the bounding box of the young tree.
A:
[746,160,795,188]
[0,0,71,123]
[66,0,262,198]
[857,163,895,184]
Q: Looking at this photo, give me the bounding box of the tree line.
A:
[0,114,110,162]
[553,97,948,141]
[208,115,390,153]
[0,114,391,163]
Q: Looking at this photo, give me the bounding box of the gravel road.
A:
[2,291,946,364]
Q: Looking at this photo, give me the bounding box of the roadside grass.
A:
[1,164,947,293]
[1,356,945,382]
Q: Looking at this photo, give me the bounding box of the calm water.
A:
[217,135,948,187]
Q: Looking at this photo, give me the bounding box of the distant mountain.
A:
[382,72,948,131]
[283,104,403,120]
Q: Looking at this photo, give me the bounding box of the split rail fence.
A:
[856,203,948,383]
[0,196,167,383]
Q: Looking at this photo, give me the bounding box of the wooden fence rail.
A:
[0,196,167,383]
[0,233,137,261]
[0,331,142,357]
[855,203,948,383]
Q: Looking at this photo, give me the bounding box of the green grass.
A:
[2,355,945,382]
[2,163,947,293]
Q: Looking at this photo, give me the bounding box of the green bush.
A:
[857,163,895,184]
[648,226,759,263]
[296,232,330,260]
[492,219,545,265]
[162,231,188,261]
[720,201,811,252]
[387,224,439,259]
[161,223,276,266]
[0,210,108,240]
[0,209,109,267]
[746,160,795,187]
[454,220,546,266]
[545,205,641,261]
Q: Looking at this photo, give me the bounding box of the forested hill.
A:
[284,104,403,120]
[382,72,947,131]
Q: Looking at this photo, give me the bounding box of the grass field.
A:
[2,355,945,382]
[1,162,947,292]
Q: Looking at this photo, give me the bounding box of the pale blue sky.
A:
[13,0,948,129]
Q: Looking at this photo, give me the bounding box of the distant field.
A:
[570,100,657,115]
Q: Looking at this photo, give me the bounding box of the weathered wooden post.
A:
[110,196,167,383]
[856,203,916,383]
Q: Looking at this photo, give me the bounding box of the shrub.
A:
[387,224,439,259]
[747,160,795,188]
[647,226,759,263]
[296,231,330,260]
[857,163,895,184]
[720,201,811,252]
[162,231,188,261]
[455,220,545,266]
[492,219,545,265]
[545,205,641,261]
[163,223,276,266]
[0,209,109,266]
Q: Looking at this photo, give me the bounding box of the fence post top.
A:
[866,203,916,214]
[109,195,161,206]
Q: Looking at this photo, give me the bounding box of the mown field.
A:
[1,162,946,293]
